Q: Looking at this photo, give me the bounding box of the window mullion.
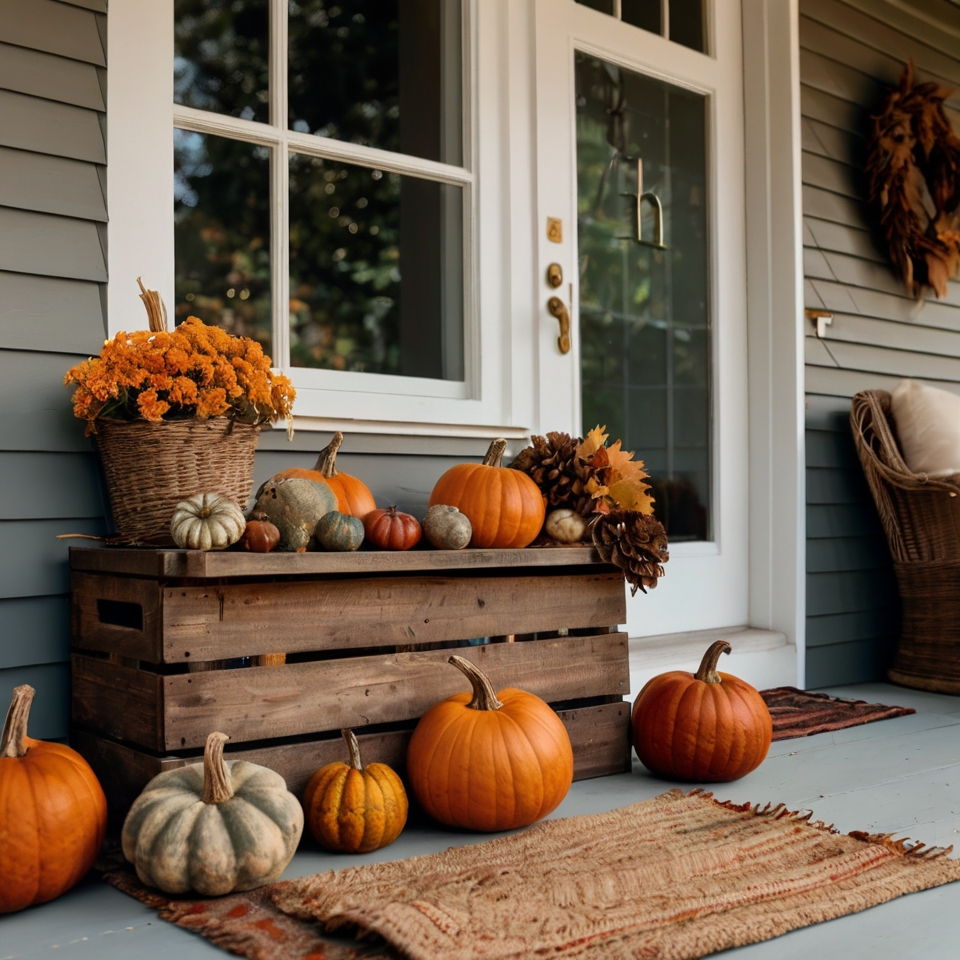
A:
[270,0,290,371]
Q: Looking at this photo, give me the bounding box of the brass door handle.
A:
[547,296,571,354]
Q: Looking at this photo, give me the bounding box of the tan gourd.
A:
[121,732,303,896]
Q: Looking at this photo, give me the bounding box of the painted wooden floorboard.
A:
[5,683,960,958]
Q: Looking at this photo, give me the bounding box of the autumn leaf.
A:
[604,439,650,485]
[607,477,655,515]
[577,424,609,462]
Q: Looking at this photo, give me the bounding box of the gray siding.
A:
[0,0,108,738]
[800,0,960,686]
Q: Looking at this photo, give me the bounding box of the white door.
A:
[534,0,749,639]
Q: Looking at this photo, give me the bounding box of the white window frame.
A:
[107,0,532,440]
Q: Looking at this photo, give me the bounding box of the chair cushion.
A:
[890,379,960,477]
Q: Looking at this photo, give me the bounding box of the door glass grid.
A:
[576,52,710,540]
[574,0,706,54]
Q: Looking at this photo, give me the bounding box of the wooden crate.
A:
[69,545,631,823]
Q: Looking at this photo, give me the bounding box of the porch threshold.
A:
[629,625,796,694]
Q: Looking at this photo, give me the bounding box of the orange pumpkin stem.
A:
[0,684,34,759]
[449,655,503,711]
[481,438,508,468]
[314,431,344,479]
[201,732,235,805]
[341,728,363,771]
[694,640,732,684]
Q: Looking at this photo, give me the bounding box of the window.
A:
[172,0,470,395]
[575,0,707,54]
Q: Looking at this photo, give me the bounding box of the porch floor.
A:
[6,682,960,959]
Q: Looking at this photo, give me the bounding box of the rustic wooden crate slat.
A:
[70,570,162,661]
[157,572,623,663]
[72,631,628,752]
[72,699,632,825]
[68,543,607,578]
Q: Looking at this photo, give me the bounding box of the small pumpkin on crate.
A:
[632,640,773,782]
[314,511,364,552]
[238,518,281,553]
[406,656,573,831]
[364,505,422,550]
[0,685,108,913]
[275,431,377,521]
[303,729,408,853]
[121,732,303,896]
[429,438,546,548]
[422,504,472,550]
[170,492,246,550]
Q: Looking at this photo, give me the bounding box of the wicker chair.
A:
[850,390,960,693]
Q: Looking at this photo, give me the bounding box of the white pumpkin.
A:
[544,508,587,543]
[121,732,304,896]
[170,493,246,550]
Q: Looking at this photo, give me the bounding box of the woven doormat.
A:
[106,788,960,960]
[762,686,915,741]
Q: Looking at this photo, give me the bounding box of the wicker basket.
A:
[850,390,960,693]
[94,419,261,545]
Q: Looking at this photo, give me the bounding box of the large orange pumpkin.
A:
[406,655,573,831]
[632,640,772,782]
[428,438,546,548]
[276,431,377,521]
[0,685,107,913]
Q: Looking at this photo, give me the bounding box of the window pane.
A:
[670,0,706,53]
[621,0,662,34]
[288,0,462,165]
[575,0,615,13]
[174,0,269,122]
[576,53,710,540]
[289,154,464,380]
[174,130,272,352]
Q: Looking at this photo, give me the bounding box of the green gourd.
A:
[314,511,364,552]
[121,732,303,896]
[252,476,337,551]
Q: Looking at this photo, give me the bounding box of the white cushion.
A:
[890,379,960,477]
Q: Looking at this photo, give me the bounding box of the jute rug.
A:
[106,788,960,960]
[762,686,915,740]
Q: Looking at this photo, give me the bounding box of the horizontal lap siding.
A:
[800,0,960,686]
[0,1,107,739]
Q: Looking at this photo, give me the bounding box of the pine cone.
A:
[592,510,669,596]
[510,432,591,510]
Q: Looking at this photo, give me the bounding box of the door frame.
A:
[530,0,805,681]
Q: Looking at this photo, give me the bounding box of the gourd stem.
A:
[201,732,235,804]
[314,431,344,478]
[0,684,34,759]
[694,640,732,684]
[342,728,363,771]
[449,655,503,711]
[482,438,508,469]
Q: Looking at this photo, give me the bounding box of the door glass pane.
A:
[289,154,464,380]
[174,130,272,352]
[288,0,462,165]
[621,0,662,34]
[174,0,269,122]
[576,52,710,540]
[670,0,706,53]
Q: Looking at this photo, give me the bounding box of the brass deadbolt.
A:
[547,263,563,288]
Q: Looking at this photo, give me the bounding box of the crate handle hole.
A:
[97,599,144,632]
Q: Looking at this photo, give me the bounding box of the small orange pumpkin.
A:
[275,432,377,521]
[407,656,573,831]
[632,640,773,782]
[303,729,408,853]
[429,438,546,549]
[0,685,107,913]
[364,505,422,550]
[238,519,281,553]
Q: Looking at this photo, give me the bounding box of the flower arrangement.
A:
[64,282,295,435]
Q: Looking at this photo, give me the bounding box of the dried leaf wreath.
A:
[866,60,960,299]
